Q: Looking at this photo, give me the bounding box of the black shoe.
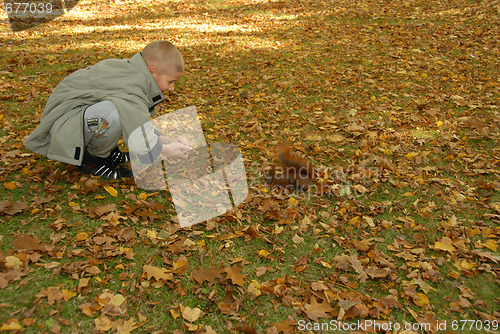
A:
[76,151,132,180]
[108,146,130,165]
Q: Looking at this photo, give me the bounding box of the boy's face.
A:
[149,66,182,92]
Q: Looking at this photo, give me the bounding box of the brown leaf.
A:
[256,266,275,277]
[91,204,116,217]
[351,239,371,252]
[116,318,140,334]
[344,303,370,319]
[331,254,368,282]
[272,318,297,333]
[0,200,28,215]
[303,296,334,321]
[142,264,173,282]
[224,266,246,286]
[234,324,258,334]
[191,266,224,285]
[35,286,64,305]
[244,225,261,239]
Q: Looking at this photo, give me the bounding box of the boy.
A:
[24,40,192,180]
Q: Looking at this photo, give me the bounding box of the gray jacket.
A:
[23,52,165,165]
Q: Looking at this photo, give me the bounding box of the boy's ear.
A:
[148,66,157,75]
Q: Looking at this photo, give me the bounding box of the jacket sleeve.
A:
[127,121,163,164]
[107,92,163,163]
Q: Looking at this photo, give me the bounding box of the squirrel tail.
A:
[274,142,314,180]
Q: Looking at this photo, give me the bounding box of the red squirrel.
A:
[265,142,315,191]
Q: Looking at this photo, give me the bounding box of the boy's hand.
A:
[161,141,192,160]
[159,136,190,147]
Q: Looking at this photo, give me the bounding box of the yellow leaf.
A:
[174,256,188,269]
[363,216,375,228]
[170,309,180,319]
[434,237,456,253]
[68,202,78,207]
[76,232,89,242]
[94,195,105,199]
[139,193,149,200]
[94,316,112,332]
[320,260,332,268]
[104,186,118,197]
[247,280,261,297]
[288,197,298,206]
[0,318,23,330]
[482,239,498,252]
[146,230,158,239]
[413,293,429,307]
[349,216,360,225]
[274,225,284,234]
[258,249,270,258]
[455,260,476,271]
[5,256,22,269]
[62,289,76,301]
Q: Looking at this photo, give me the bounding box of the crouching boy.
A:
[24,40,192,180]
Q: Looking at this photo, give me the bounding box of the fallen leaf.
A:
[247,280,261,297]
[0,318,23,330]
[142,264,173,282]
[292,234,304,244]
[272,318,298,333]
[413,293,429,307]
[303,296,334,321]
[104,185,118,197]
[0,200,28,215]
[116,318,140,334]
[4,256,22,269]
[224,266,246,286]
[258,249,270,258]
[181,305,205,322]
[191,266,224,285]
[3,182,17,190]
[434,237,456,253]
[94,316,112,332]
[62,289,77,301]
[12,234,46,251]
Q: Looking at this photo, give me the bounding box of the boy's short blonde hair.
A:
[142,41,184,74]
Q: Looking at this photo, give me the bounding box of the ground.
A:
[0,0,499,333]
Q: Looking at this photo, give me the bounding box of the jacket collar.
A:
[129,52,165,107]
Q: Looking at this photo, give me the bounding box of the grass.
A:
[1,0,499,333]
